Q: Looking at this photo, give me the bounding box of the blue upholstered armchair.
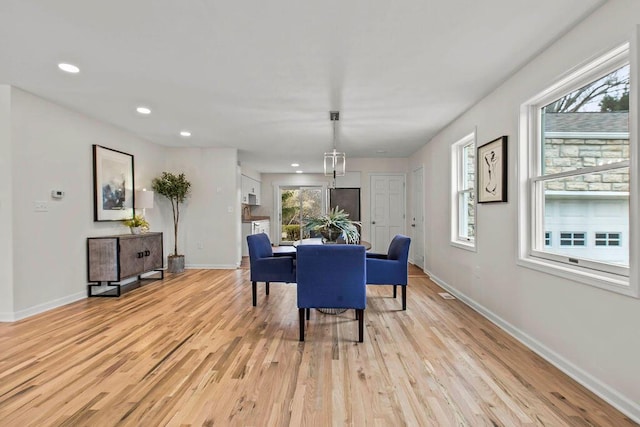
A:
[366,235,411,310]
[247,233,296,307]
[296,245,367,342]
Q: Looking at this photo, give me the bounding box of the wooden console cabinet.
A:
[87,232,164,297]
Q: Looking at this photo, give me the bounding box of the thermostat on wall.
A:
[51,190,65,199]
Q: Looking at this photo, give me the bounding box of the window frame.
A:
[451,131,477,251]
[518,41,639,297]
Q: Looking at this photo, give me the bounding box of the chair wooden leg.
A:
[252,281,257,307]
[402,286,407,310]
[306,308,310,320]
[266,282,270,295]
[357,309,364,342]
[299,308,305,341]
[393,285,397,298]
[355,309,359,320]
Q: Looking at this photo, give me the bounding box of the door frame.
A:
[274,182,328,245]
[411,166,424,269]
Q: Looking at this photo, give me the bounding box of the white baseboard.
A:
[185,264,239,269]
[0,311,15,322]
[425,269,640,424]
[1,291,86,323]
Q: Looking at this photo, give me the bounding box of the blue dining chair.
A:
[296,245,367,342]
[366,235,411,310]
[247,233,296,306]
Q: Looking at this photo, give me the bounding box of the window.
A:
[595,232,621,247]
[277,184,327,245]
[560,232,586,246]
[451,132,476,249]
[519,42,637,296]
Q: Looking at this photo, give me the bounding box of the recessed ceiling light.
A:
[291,163,299,167]
[376,150,387,154]
[58,63,80,73]
[136,106,151,115]
[180,130,191,137]
[296,170,303,174]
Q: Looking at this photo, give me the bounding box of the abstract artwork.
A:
[93,145,135,221]
[477,136,507,203]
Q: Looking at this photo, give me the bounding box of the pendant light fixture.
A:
[324,111,346,181]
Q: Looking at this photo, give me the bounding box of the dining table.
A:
[272,238,371,256]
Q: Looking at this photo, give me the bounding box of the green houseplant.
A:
[152,172,192,273]
[122,214,149,234]
[303,206,361,244]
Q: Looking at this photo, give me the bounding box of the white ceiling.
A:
[0,0,604,173]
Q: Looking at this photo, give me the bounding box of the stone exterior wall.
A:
[543,138,629,192]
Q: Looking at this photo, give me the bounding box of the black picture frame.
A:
[93,145,135,221]
[477,136,507,203]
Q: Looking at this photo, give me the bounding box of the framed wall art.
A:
[93,145,135,221]
[477,135,507,203]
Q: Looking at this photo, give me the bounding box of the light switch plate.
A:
[34,201,48,212]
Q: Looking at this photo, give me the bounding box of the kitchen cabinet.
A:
[87,232,164,297]
[242,219,270,256]
[241,175,261,205]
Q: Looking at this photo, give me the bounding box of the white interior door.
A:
[370,174,405,252]
[411,167,424,268]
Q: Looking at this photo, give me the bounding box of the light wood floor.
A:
[0,267,635,426]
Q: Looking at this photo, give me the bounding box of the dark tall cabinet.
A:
[329,188,361,221]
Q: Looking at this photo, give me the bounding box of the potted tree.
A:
[152,172,192,273]
[303,206,361,243]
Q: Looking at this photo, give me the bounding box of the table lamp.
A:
[135,188,154,219]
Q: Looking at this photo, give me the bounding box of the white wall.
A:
[164,147,239,268]
[1,87,242,321]
[257,158,408,243]
[240,164,261,182]
[8,87,168,318]
[409,0,639,419]
[0,86,13,317]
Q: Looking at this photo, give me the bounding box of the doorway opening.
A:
[278,185,326,245]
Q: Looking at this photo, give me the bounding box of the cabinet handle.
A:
[137,252,143,258]
[145,250,150,256]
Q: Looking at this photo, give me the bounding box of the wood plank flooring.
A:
[0,266,635,426]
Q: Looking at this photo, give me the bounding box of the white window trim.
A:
[451,131,477,251]
[518,40,639,298]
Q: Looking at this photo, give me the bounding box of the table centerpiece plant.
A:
[303,206,361,244]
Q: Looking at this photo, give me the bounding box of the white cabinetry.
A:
[241,175,261,205]
[254,220,270,237]
[242,219,270,256]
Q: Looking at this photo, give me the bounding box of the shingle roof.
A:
[544,112,628,133]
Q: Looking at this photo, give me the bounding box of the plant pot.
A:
[168,255,185,274]
[320,227,342,242]
[130,226,141,235]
